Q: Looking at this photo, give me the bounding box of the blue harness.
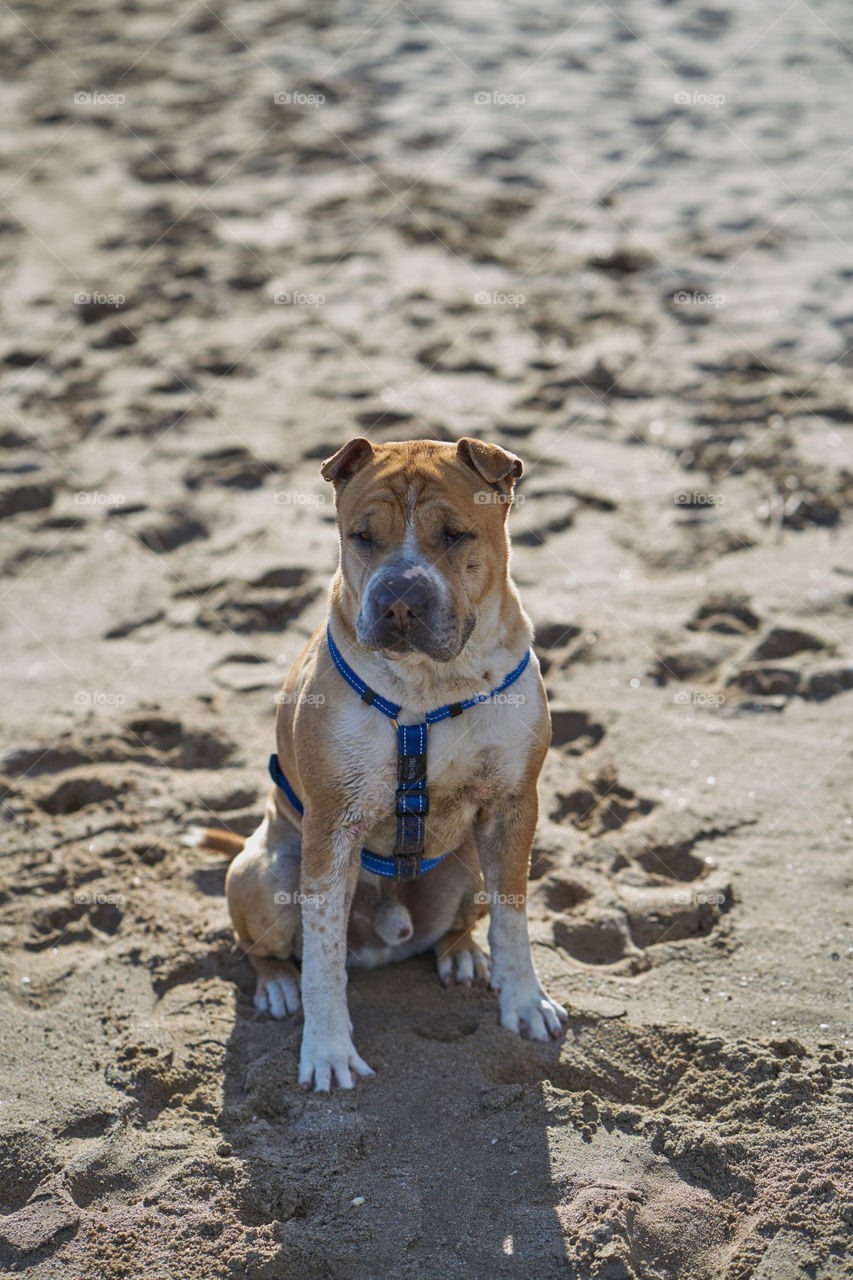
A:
[269,626,530,881]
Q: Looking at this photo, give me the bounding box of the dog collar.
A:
[268,628,530,882]
[325,626,531,724]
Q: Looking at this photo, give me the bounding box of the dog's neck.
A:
[328,580,532,717]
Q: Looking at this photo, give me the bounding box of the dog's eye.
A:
[350,530,372,546]
[444,529,472,546]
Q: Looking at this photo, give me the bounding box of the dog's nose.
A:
[375,578,429,630]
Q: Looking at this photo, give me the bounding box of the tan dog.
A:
[195,438,567,1090]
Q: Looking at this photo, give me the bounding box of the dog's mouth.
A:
[362,611,475,664]
[381,638,414,659]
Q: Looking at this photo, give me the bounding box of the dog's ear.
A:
[321,437,374,485]
[456,437,523,488]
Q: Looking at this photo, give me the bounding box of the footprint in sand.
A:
[543,804,739,971]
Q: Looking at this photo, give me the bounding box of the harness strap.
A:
[268,753,450,880]
[325,625,530,724]
[326,627,401,720]
[393,722,428,879]
[268,751,304,815]
[423,648,531,723]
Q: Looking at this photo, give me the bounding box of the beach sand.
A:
[1,1,853,1275]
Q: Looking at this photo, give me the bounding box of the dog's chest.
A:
[426,743,500,817]
[340,698,518,788]
[330,691,535,853]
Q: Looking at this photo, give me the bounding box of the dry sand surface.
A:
[2,0,853,1276]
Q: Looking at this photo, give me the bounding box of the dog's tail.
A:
[182,825,246,860]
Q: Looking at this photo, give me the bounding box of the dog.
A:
[192,437,567,1090]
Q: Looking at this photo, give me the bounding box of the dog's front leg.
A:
[298,814,374,1090]
[476,794,568,1041]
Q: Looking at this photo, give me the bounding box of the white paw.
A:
[254,972,301,1019]
[494,980,568,1041]
[298,1030,375,1091]
[437,946,490,988]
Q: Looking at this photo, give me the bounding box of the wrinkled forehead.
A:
[335,444,489,527]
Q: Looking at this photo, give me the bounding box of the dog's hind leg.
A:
[432,834,490,987]
[226,808,304,1018]
[249,953,301,1018]
[435,924,490,987]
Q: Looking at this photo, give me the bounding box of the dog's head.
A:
[321,437,522,662]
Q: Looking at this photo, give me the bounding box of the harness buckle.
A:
[396,789,428,816]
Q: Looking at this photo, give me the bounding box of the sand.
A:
[1,0,853,1276]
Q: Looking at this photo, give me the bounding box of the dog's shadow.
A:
[219,949,580,1277]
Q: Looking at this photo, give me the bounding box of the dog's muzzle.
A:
[356,560,469,661]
